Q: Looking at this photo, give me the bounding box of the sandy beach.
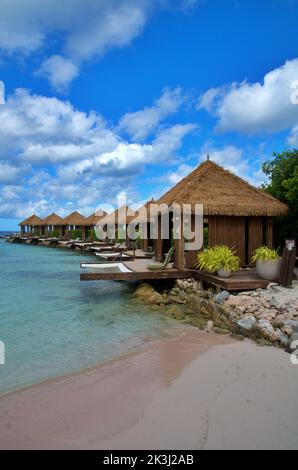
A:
[0,328,297,450]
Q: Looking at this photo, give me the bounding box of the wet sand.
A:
[0,328,297,450]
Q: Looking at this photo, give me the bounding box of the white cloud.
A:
[37,55,79,91]
[0,0,197,89]
[0,80,5,104]
[0,162,27,183]
[0,86,196,218]
[118,87,184,140]
[288,125,298,146]
[198,59,298,135]
[199,144,267,187]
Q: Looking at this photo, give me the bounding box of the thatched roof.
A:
[19,214,43,226]
[156,160,288,216]
[101,205,136,225]
[136,198,156,223]
[42,213,64,226]
[62,211,87,226]
[84,210,108,226]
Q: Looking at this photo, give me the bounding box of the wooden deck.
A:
[80,259,271,290]
[196,269,270,291]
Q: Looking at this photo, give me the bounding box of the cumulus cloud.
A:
[198,59,298,135]
[118,87,185,140]
[288,125,298,146]
[199,144,267,187]
[37,55,79,91]
[0,0,197,89]
[0,86,196,218]
[0,80,5,104]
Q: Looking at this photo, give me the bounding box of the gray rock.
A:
[269,296,278,307]
[236,316,256,331]
[214,290,230,304]
[287,333,298,352]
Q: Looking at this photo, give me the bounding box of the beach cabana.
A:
[42,213,64,237]
[62,211,88,239]
[19,214,44,236]
[100,205,136,243]
[136,198,155,251]
[155,160,288,269]
[84,210,108,240]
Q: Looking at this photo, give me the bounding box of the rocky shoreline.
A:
[133,279,298,350]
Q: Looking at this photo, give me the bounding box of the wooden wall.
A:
[208,216,246,266]
[248,217,264,265]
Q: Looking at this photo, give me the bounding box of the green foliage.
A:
[48,230,60,238]
[69,229,82,239]
[251,246,280,263]
[195,245,240,273]
[262,149,298,248]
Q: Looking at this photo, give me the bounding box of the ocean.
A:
[0,238,182,395]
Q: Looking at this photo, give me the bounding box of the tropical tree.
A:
[262,149,298,249]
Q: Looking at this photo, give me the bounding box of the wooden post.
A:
[279,246,297,287]
[175,214,185,271]
[266,217,273,248]
[155,215,163,261]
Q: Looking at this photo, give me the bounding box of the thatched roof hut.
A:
[156,160,288,216]
[84,210,108,226]
[62,211,87,226]
[154,160,288,269]
[42,213,64,226]
[19,214,43,227]
[103,205,136,226]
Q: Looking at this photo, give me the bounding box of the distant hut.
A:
[19,214,44,236]
[155,160,288,269]
[62,211,88,239]
[84,210,108,240]
[101,205,136,242]
[136,198,155,251]
[42,213,64,237]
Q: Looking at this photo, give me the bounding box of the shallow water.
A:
[0,240,182,394]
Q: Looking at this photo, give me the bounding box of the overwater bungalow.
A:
[81,160,288,289]
[19,214,44,236]
[62,211,88,239]
[84,210,108,240]
[154,160,288,270]
[136,198,155,252]
[42,213,65,237]
[100,205,136,243]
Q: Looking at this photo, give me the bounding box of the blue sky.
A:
[0,0,298,230]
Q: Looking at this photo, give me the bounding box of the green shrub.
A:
[195,245,240,273]
[48,230,60,238]
[69,229,82,239]
[251,246,280,263]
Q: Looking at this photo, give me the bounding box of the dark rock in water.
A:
[214,290,230,304]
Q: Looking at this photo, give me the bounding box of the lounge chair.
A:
[147,247,175,271]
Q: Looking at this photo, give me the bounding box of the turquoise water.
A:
[0,240,181,395]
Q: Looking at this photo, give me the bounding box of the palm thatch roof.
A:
[84,210,108,226]
[156,160,288,216]
[19,214,43,226]
[42,213,64,226]
[102,205,136,225]
[136,198,156,223]
[62,211,87,226]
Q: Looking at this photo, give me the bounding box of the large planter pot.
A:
[256,259,281,281]
[217,267,232,278]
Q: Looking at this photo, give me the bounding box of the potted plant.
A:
[252,246,281,281]
[195,245,240,278]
